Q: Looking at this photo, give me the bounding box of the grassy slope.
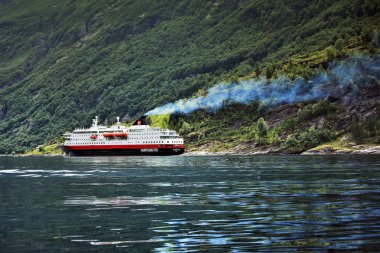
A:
[167,41,380,154]
[0,0,379,153]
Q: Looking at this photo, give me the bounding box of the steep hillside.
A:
[0,0,379,153]
[165,51,380,155]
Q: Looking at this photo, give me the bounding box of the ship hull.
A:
[62,144,185,156]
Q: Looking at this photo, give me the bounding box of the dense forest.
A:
[0,0,379,153]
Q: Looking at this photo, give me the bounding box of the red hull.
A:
[63,144,185,156]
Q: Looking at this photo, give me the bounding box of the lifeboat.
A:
[90,134,97,139]
[103,132,115,138]
[114,132,128,138]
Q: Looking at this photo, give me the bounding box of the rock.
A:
[303,144,380,155]
[317,117,325,129]
[302,145,352,155]
[351,146,380,154]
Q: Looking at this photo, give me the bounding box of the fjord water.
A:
[1,155,380,252]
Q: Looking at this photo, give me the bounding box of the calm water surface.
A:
[0,155,380,252]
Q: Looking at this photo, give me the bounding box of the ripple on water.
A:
[64,195,183,207]
[1,155,380,252]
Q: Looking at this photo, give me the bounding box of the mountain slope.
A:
[0,0,379,153]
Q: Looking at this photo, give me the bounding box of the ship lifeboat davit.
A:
[90,134,97,139]
[114,132,128,138]
[103,132,115,138]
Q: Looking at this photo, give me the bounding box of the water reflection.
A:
[0,155,380,252]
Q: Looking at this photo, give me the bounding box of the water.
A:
[1,155,380,252]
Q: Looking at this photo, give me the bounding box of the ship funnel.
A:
[133,115,148,125]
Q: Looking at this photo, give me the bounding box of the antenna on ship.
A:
[92,116,99,127]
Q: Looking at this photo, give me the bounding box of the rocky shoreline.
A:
[4,144,379,157]
[301,144,380,155]
[183,144,380,156]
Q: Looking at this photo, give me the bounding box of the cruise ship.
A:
[62,116,185,156]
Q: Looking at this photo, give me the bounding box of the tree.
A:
[257,117,269,138]
[360,27,372,42]
[295,36,302,44]
[326,47,336,60]
[180,121,192,134]
[254,65,261,77]
[265,64,275,79]
[335,38,344,51]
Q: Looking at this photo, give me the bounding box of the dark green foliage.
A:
[326,47,337,61]
[0,0,379,152]
[265,64,275,79]
[281,125,334,153]
[361,27,373,42]
[255,117,269,145]
[279,100,335,132]
[179,121,192,135]
[297,100,335,121]
[351,108,380,143]
[335,38,344,51]
[256,117,269,138]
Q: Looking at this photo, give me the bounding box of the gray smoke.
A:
[145,55,380,116]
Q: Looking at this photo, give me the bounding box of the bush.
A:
[334,38,344,51]
[360,27,373,42]
[268,131,280,145]
[351,110,380,142]
[298,125,333,150]
[179,121,192,134]
[281,134,300,152]
[326,46,337,60]
[257,117,269,138]
[148,114,170,129]
[297,100,334,121]
[254,117,269,145]
[265,64,275,79]
[281,125,334,153]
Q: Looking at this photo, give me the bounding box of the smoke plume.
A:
[145,55,380,116]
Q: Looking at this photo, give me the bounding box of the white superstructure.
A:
[63,116,184,147]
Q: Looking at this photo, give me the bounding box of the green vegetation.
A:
[170,93,378,154]
[25,136,64,155]
[350,109,380,143]
[167,43,379,154]
[147,114,170,129]
[280,126,334,153]
[25,143,63,156]
[0,0,379,153]
[255,117,269,145]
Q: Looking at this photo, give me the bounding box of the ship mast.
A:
[92,116,99,128]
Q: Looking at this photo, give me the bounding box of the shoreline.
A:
[183,144,380,156]
[2,144,379,157]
